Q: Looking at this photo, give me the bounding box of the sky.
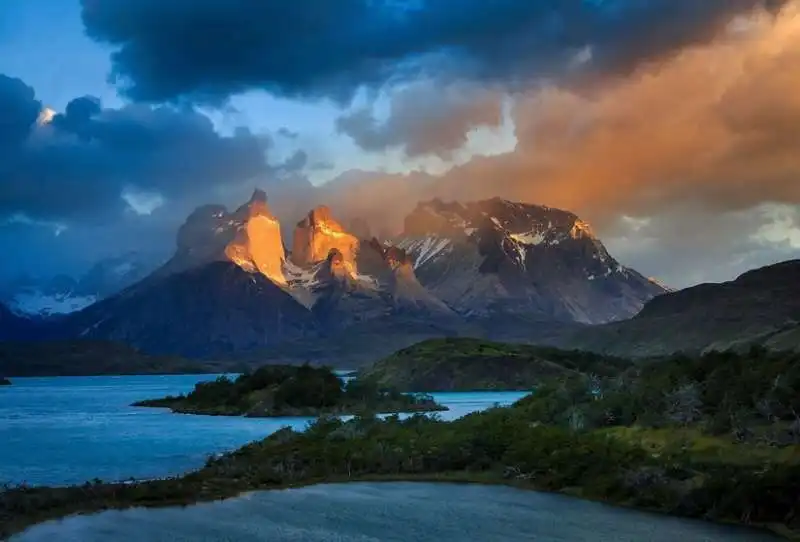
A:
[0,0,798,289]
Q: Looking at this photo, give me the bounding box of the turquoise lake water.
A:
[1,376,779,541]
[12,482,778,542]
[0,374,528,486]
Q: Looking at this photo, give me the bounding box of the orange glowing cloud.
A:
[299,2,800,237]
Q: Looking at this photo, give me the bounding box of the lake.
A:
[11,482,778,541]
[0,375,528,486]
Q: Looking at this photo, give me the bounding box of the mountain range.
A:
[2,189,797,367]
[0,190,668,364]
[0,252,160,317]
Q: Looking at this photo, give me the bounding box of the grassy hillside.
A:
[0,341,229,376]
[359,337,632,391]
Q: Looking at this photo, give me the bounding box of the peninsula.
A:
[133,364,446,417]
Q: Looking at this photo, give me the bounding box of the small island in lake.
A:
[0,376,10,386]
[133,364,446,417]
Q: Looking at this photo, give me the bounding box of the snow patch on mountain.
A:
[10,292,96,316]
[510,231,546,245]
[396,236,453,269]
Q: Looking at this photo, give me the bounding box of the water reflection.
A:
[12,482,778,542]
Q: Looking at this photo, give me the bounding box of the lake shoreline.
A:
[132,400,449,418]
[3,472,793,541]
[129,365,448,418]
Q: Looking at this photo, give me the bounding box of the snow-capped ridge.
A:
[392,197,666,324]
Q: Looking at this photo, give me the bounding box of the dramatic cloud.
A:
[0,75,303,225]
[80,0,785,104]
[5,0,798,288]
[336,81,504,158]
[601,204,800,288]
[0,73,319,281]
[292,2,800,286]
[0,74,41,147]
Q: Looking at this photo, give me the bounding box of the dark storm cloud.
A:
[0,75,280,223]
[80,0,784,104]
[0,75,40,147]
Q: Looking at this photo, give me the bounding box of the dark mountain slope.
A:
[60,262,318,358]
[556,259,800,357]
[0,341,219,376]
[0,302,39,341]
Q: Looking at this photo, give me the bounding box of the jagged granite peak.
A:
[290,205,360,270]
[160,189,287,285]
[224,192,286,285]
[396,197,666,325]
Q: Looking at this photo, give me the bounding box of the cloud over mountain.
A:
[80,0,784,104]
[0,75,280,224]
[303,2,800,286]
[3,0,798,289]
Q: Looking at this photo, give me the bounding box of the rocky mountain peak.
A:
[291,206,360,270]
[162,189,287,285]
[395,197,666,324]
[224,195,286,285]
[303,248,370,299]
[401,197,614,272]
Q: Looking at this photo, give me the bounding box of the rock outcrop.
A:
[160,189,286,285]
[290,206,360,272]
[224,190,286,285]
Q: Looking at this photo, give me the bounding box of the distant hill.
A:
[555,259,800,357]
[0,341,226,377]
[0,251,162,318]
[358,337,631,392]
